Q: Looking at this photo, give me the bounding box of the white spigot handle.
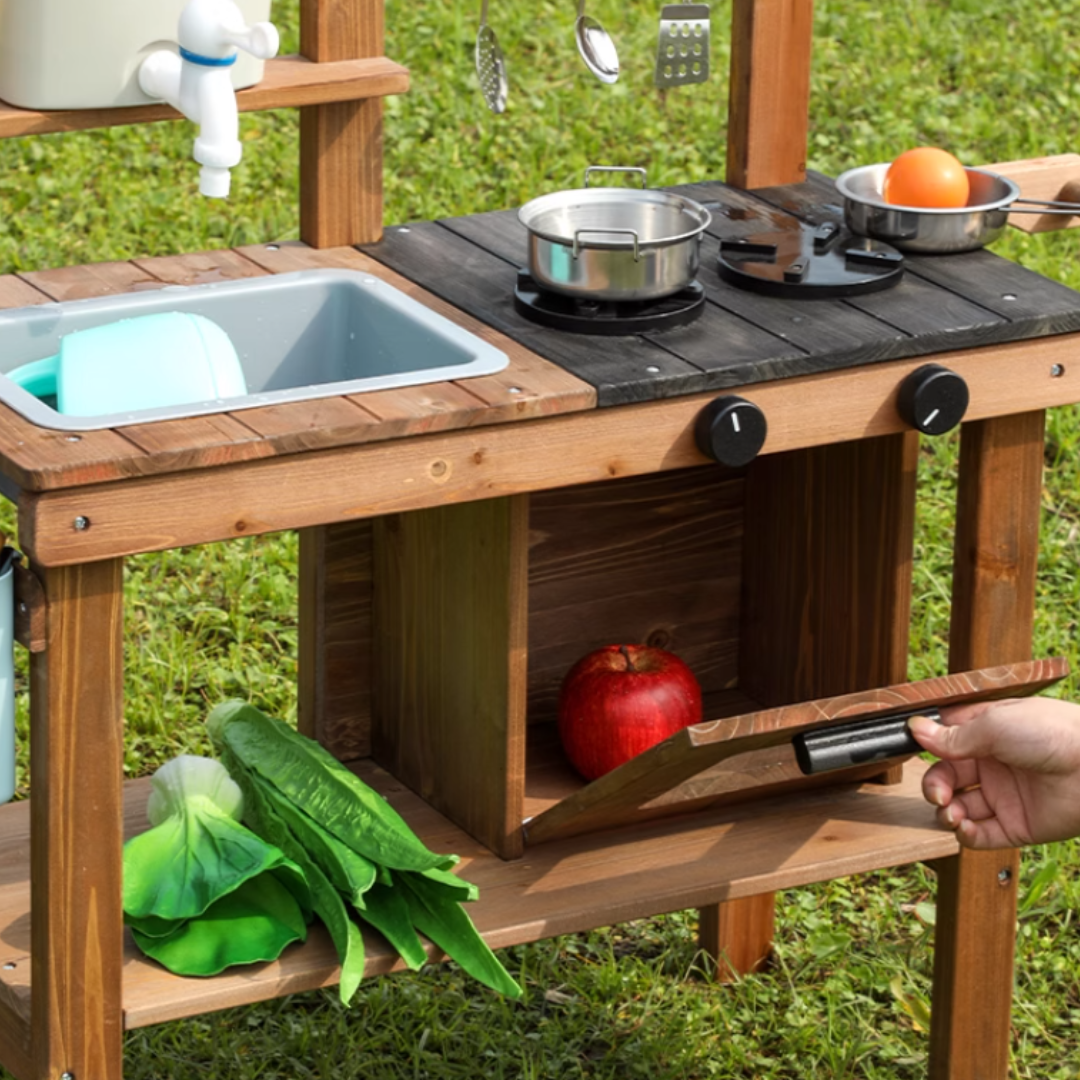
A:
[220,22,280,61]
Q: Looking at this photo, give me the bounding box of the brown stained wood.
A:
[115,413,275,471]
[0,760,959,1032]
[18,261,165,301]
[297,520,373,760]
[986,154,1080,234]
[300,0,386,247]
[950,412,1045,673]
[235,396,384,455]
[236,241,595,424]
[372,497,530,859]
[726,0,814,189]
[12,561,45,654]
[130,249,269,286]
[526,468,745,726]
[0,55,409,139]
[740,433,918,705]
[522,659,1067,846]
[20,336,1080,557]
[0,275,50,309]
[699,895,775,982]
[927,410,1047,1080]
[29,559,125,1080]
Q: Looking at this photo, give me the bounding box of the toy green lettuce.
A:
[208,700,522,1002]
[123,754,312,976]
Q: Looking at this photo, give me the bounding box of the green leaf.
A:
[418,865,479,904]
[356,879,429,972]
[248,771,378,908]
[130,874,308,977]
[398,872,522,999]
[208,701,453,872]
[224,746,367,1005]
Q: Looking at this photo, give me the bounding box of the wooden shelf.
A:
[0,55,410,138]
[0,756,956,1046]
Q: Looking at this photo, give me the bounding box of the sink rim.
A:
[0,268,511,432]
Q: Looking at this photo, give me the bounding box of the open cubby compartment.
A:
[316,433,1060,859]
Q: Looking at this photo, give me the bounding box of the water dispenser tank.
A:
[0,0,271,110]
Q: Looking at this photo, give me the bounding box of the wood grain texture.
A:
[29,559,125,1080]
[0,55,408,139]
[12,562,46,654]
[372,497,530,858]
[21,335,1080,562]
[523,659,1066,845]
[0,760,959,1032]
[927,410,1047,1080]
[527,468,744,725]
[726,0,815,188]
[0,991,31,1080]
[699,894,775,982]
[740,434,918,705]
[298,520,373,760]
[300,0,385,247]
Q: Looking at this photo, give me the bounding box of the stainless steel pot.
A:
[837,163,1080,254]
[518,167,712,301]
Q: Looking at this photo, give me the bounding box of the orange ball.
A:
[882,147,970,209]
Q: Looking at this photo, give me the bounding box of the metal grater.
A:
[654,4,710,88]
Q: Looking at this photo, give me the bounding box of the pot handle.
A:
[573,227,641,261]
[584,166,647,189]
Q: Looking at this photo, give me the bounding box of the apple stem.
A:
[620,645,636,673]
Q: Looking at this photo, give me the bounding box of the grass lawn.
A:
[2,0,1080,1077]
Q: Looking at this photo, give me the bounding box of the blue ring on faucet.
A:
[179,47,238,67]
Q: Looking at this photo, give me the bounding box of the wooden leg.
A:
[929,411,1044,1079]
[29,559,125,1080]
[699,893,775,982]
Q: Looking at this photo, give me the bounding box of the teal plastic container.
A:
[0,551,14,804]
[5,311,246,417]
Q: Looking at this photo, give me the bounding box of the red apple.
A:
[557,644,703,780]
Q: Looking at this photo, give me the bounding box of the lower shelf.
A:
[0,758,957,1044]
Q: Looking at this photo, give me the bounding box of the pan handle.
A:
[584,165,647,189]
[573,227,641,260]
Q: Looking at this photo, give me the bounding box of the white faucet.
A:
[138,0,279,198]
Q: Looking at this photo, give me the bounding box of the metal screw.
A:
[72,516,90,531]
[1051,363,1065,377]
[997,868,1012,885]
[60,1073,75,1080]
[2,961,15,970]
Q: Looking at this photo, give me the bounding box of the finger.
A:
[941,787,993,827]
[909,712,1008,763]
[955,815,1014,850]
[922,758,981,805]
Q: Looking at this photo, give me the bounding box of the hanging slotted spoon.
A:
[475,0,508,113]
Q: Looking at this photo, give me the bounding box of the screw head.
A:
[997,867,1013,885]
[72,516,90,531]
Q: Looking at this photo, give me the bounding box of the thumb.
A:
[908,713,993,761]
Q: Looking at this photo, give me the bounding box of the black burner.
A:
[717,222,905,298]
[513,270,705,335]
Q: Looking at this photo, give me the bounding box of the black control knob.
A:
[694,395,768,468]
[897,364,969,435]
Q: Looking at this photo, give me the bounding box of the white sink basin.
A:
[0,269,509,431]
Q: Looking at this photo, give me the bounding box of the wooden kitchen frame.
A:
[0,2,1077,1079]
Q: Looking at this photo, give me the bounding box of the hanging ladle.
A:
[574,0,619,84]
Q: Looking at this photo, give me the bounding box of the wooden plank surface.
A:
[19,334,1080,564]
[0,760,960,1033]
[372,497,530,859]
[986,153,1080,234]
[522,658,1067,846]
[29,559,125,1080]
[0,55,409,139]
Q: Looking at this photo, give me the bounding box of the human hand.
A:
[908,697,1080,849]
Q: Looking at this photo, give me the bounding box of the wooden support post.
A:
[726,0,815,189]
[372,496,530,859]
[928,411,1045,1080]
[698,433,918,980]
[29,559,125,1080]
[299,0,385,247]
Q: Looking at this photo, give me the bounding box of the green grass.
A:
[3,0,1080,1076]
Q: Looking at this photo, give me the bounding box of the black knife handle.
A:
[792,708,941,775]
